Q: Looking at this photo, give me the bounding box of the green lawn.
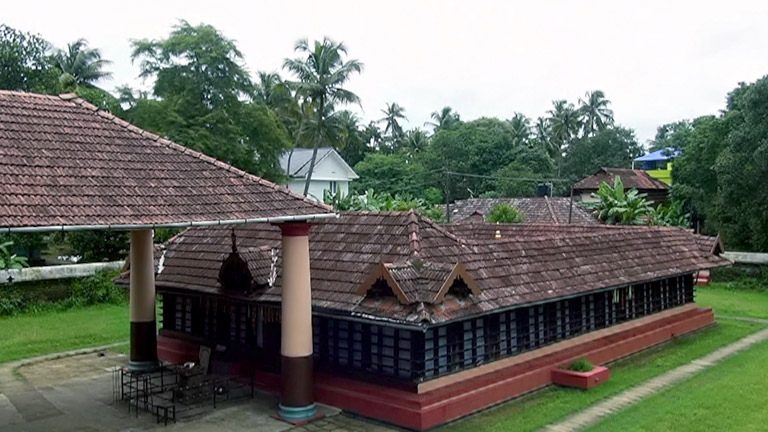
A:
[587,336,768,432]
[696,282,768,320]
[0,302,129,364]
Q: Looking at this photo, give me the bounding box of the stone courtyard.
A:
[0,347,398,432]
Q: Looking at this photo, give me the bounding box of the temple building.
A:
[138,211,728,430]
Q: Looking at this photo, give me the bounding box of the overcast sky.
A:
[6,0,768,145]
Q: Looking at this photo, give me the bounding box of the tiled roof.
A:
[573,168,669,191]
[693,233,724,256]
[445,197,599,224]
[0,91,332,230]
[149,211,729,325]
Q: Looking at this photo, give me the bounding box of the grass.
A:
[587,337,768,432]
[696,282,768,320]
[0,302,129,364]
[439,280,768,432]
[438,319,762,432]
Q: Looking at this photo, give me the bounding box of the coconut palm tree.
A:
[379,102,407,140]
[53,39,112,90]
[283,37,363,195]
[533,117,559,159]
[508,112,532,147]
[547,100,581,152]
[403,128,430,159]
[578,90,614,136]
[424,106,460,131]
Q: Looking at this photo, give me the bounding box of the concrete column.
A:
[129,229,158,371]
[278,222,316,422]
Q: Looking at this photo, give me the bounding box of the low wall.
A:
[722,251,768,265]
[0,261,124,284]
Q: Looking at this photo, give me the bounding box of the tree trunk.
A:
[303,96,324,197]
[286,115,305,177]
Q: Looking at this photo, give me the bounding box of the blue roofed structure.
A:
[633,147,681,184]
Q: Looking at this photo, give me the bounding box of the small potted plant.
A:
[551,357,609,389]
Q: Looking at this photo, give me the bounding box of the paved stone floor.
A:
[0,347,398,432]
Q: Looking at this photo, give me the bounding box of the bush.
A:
[564,357,594,372]
[487,203,524,223]
[0,271,124,316]
[0,295,25,316]
[69,271,125,305]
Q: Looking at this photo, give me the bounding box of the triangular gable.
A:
[355,262,409,304]
[432,262,481,303]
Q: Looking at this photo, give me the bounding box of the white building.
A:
[279,147,359,201]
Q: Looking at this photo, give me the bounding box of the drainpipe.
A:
[278,222,316,422]
[128,229,159,371]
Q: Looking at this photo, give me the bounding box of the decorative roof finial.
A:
[231,228,238,253]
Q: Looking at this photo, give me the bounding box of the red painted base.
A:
[157,305,714,431]
[551,365,610,389]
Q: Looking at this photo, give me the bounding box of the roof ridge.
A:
[406,209,421,258]
[57,93,332,213]
[543,195,559,224]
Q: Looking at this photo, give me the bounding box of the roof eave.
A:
[1,212,339,233]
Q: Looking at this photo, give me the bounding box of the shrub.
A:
[565,357,594,372]
[69,271,125,305]
[487,203,524,224]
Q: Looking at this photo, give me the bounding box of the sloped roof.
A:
[634,147,681,162]
[0,91,332,231]
[149,211,729,326]
[574,168,669,191]
[446,197,598,224]
[279,147,358,179]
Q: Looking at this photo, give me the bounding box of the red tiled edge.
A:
[157,305,714,430]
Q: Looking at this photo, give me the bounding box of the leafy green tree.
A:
[578,90,614,136]
[421,118,521,200]
[425,106,460,131]
[494,146,555,197]
[709,77,768,250]
[352,153,428,196]
[649,120,692,152]
[52,39,112,90]
[562,126,642,181]
[587,177,653,225]
[487,203,523,223]
[128,21,290,180]
[283,37,363,195]
[0,24,58,92]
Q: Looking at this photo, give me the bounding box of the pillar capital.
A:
[278,222,312,237]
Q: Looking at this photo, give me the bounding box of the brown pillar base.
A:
[129,320,158,371]
[279,355,315,421]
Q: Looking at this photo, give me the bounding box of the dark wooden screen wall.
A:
[314,273,695,382]
[160,273,695,383]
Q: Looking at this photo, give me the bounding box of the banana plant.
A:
[587,177,653,225]
[0,241,28,271]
